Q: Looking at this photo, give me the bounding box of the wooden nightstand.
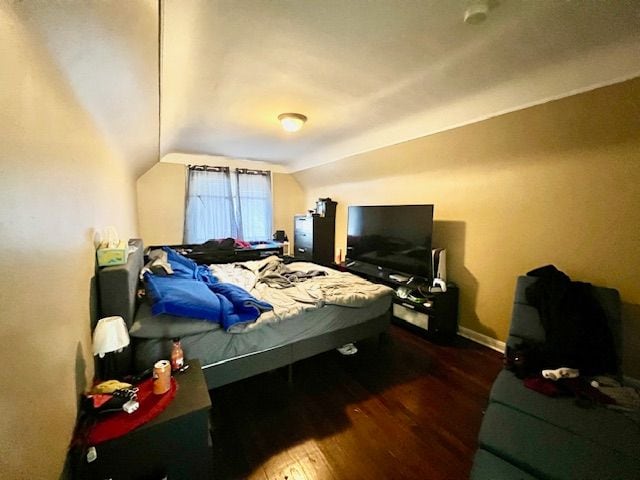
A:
[73,360,212,480]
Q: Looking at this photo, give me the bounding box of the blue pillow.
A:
[144,273,221,323]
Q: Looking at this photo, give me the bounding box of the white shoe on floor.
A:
[337,343,358,355]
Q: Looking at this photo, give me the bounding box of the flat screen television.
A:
[346,204,434,278]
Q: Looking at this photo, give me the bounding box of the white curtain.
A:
[183,167,237,244]
[235,169,272,242]
[183,166,272,244]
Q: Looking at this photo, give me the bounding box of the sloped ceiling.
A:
[12,1,640,175]
[8,0,159,177]
[161,0,640,172]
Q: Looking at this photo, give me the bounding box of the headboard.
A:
[98,238,145,329]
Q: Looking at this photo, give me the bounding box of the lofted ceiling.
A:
[10,1,640,175]
[161,0,640,171]
[6,0,159,177]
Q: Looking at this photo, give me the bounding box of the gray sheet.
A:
[132,294,391,372]
[209,256,393,332]
[130,302,220,338]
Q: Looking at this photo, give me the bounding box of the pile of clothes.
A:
[507,265,638,414]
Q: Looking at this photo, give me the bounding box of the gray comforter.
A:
[209,256,393,333]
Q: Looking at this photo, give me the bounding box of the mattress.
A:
[132,294,391,372]
[99,241,391,387]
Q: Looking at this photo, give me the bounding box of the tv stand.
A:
[340,263,458,343]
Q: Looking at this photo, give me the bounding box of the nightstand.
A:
[74,360,212,480]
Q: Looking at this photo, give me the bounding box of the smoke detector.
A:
[464,0,491,25]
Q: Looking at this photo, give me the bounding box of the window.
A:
[235,168,273,242]
[183,166,272,244]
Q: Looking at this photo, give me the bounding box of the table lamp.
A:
[93,316,130,380]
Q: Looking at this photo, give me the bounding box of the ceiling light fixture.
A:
[278,113,307,133]
[464,0,490,25]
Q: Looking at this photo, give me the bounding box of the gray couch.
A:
[471,276,640,480]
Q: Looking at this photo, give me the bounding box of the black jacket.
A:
[525,265,617,375]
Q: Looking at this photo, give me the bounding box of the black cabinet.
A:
[293,214,335,265]
[342,262,458,343]
[392,285,459,343]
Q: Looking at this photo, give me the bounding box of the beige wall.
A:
[272,172,307,241]
[294,78,640,377]
[137,162,187,245]
[137,161,305,245]
[0,5,155,480]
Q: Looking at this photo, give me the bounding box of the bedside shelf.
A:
[72,360,212,480]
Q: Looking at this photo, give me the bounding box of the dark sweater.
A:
[525,265,617,375]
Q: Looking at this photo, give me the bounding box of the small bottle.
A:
[170,338,184,371]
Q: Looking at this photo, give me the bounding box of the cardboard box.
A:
[97,240,129,267]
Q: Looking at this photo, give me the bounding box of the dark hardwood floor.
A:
[209,325,503,480]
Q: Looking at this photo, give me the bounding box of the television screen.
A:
[346,204,434,278]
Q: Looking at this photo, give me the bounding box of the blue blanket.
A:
[145,274,222,322]
[208,282,273,331]
[163,247,217,283]
[144,248,272,331]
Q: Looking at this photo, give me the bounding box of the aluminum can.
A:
[153,360,171,395]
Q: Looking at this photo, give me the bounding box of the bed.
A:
[98,239,392,389]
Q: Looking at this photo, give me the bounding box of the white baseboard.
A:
[458,326,506,353]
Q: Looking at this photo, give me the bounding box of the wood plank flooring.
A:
[209,325,503,480]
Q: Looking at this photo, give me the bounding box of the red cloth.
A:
[558,377,616,405]
[87,377,178,445]
[524,377,562,397]
[234,238,252,248]
[524,376,616,405]
[90,394,113,408]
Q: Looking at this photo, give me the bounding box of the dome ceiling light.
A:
[464,0,495,25]
[278,113,308,133]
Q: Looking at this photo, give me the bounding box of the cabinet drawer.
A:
[294,245,313,261]
[295,230,312,249]
[295,216,313,233]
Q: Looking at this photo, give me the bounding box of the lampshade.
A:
[93,316,130,358]
[278,113,307,133]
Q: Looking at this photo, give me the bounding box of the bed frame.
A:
[98,239,391,389]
